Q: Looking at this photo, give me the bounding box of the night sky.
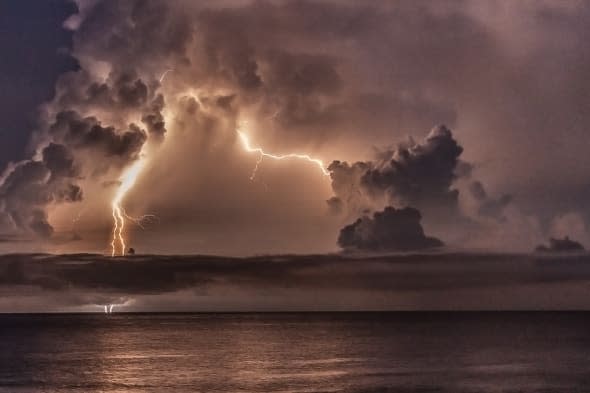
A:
[0,1,78,169]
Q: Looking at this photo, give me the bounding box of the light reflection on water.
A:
[1,312,590,392]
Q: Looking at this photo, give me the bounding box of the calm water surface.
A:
[1,312,590,392]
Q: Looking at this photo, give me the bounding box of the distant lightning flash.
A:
[237,130,330,179]
[159,69,173,83]
[123,210,159,229]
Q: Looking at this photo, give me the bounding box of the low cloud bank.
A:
[2,252,590,311]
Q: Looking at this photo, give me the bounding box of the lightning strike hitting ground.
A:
[111,157,146,256]
[107,112,326,255]
[237,130,330,179]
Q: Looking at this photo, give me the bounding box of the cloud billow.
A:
[0,142,82,237]
[338,206,443,251]
[0,65,163,238]
[328,125,465,217]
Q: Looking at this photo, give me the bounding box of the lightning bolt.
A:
[123,210,159,229]
[159,69,173,83]
[110,156,146,256]
[249,154,264,181]
[107,107,328,255]
[237,130,330,178]
[107,68,171,256]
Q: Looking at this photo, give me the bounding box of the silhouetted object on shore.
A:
[338,206,443,251]
[127,247,136,255]
[535,236,584,253]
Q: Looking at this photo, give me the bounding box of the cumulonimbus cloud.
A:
[328,125,464,215]
[1,0,588,254]
[338,206,443,251]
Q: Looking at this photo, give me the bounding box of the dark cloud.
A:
[338,206,443,251]
[53,183,83,204]
[41,143,78,179]
[84,70,148,109]
[82,122,146,160]
[53,69,153,118]
[536,237,585,253]
[0,54,158,237]
[110,71,149,108]
[328,125,464,215]
[141,94,167,139]
[0,108,146,237]
[49,110,146,162]
[0,162,51,208]
[363,125,463,209]
[328,125,521,249]
[0,154,81,237]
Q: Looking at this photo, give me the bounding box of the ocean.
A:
[1,312,589,392]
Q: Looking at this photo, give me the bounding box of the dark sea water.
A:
[1,312,590,393]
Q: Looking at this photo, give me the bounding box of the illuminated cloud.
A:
[0,0,589,254]
[328,125,465,216]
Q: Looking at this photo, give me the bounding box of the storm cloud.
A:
[0,0,589,254]
[0,14,165,239]
[338,206,443,252]
[0,143,81,237]
[536,237,585,253]
[48,110,147,164]
[328,125,464,217]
